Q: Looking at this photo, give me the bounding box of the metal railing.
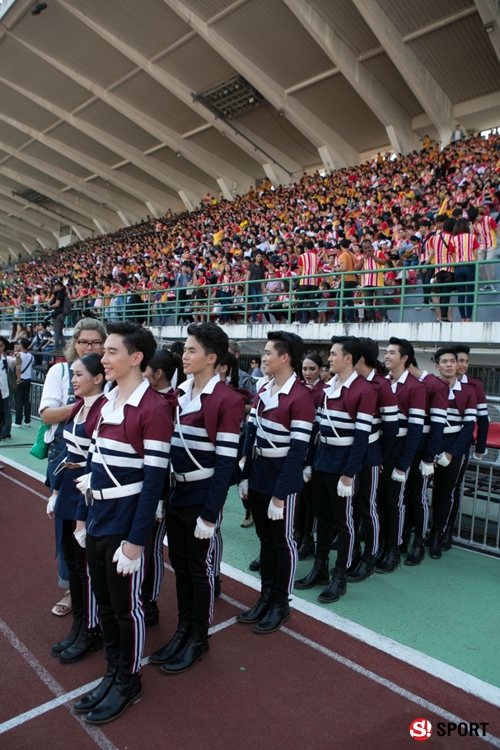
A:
[454,451,500,556]
[1,258,499,329]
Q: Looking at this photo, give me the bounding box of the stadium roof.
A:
[1,0,500,261]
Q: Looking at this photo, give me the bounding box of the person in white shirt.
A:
[0,335,20,440]
[13,338,34,428]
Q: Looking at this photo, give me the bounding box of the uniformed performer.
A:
[238,331,315,632]
[73,322,173,725]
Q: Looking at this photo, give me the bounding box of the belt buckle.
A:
[85,487,93,506]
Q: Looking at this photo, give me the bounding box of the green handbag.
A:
[29,421,50,459]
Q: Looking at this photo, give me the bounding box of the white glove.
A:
[238,479,249,499]
[436,452,451,467]
[419,461,434,477]
[112,541,142,575]
[337,477,353,497]
[474,450,487,460]
[267,498,284,521]
[303,466,312,483]
[155,499,164,521]
[46,493,57,516]
[76,473,91,495]
[238,457,246,471]
[391,468,406,482]
[194,516,215,539]
[73,527,87,548]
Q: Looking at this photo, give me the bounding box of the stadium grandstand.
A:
[1,1,500,748]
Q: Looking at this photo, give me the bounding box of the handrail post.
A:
[399,266,406,323]
[338,270,345,323]
[472,259,479,322]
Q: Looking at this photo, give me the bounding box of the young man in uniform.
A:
[347,337,399,582]
[238,331,315,631]
[430,348,477,559]
[442,345,490,549]
[149,323,245,673]
[375,338,426,574]
[295,336,378,602]
[73,322,173,724]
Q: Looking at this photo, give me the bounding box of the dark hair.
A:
[302,350,323,368]
[267,331,304,370]
[357,337,384,371]
[251,355,261,367]
[0,335,10,349]
[106,321,157,372]
[330,335,362,365]
[435,347,457,364]
[18,338,30,349]
[186,322,228,367]
[453,344,470,357]
[148,347,185,386]
[169,341,184,357]
[388,336,414,368]
[78,352,106,381]
[217,350,239,388]
[453,218,470,235]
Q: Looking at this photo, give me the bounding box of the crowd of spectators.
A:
[1,131,499,328]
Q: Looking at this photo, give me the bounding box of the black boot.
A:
[144,601,159,627]
[148,621,191,665]
[59,626,103,664]
[346,554,375,582]
[404,536,425,566]
[214,576,221,597]
[51,616,82,657]
[248,555,261,572]
[318,567,347,603]
[348,543,361,572]
[236,586,273,624]
[372,542,386,567]
[297,534,315,560]
[441,527,453,551]
[429,529,442,559]
[374,545,400,574]
[294,558,329,590]
[160,632,209,675]
[85,673,142,725]
[254,594,290,634]
[73,658,118,713]
[399,527,411,554]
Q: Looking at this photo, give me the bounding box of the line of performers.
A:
[46,321,489,725]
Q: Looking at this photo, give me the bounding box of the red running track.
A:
[1,463,500,750]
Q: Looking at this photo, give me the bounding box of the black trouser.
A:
[404,454,430,539]
[434,270,455,319]
[339,281,357,323]
[432,456,464,534]
[165,503,217,638]
[143,518,166,605]
[14,379,31,425]
[60,519,98,628]
[353,466,380,556]
[295,481,315,542]
[377,457,408,547]
[313,471,356,571]
[446,456,469,533]
[53,313,65,351]
[363,287,386,322]
[86,532,151,676]
[420,266,435,304]
[297,284,318,323]
[250,489,297,597]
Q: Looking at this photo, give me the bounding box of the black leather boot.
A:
[318,567,347,603]
[297,534,315,560]
[399,527,411,554]
[374,545,400,574]
[51,616,82,657]
[236,586,273,624]
[144,601,159,627]
[248,555,261,572]
[85,673,142,725]
[441,527,453,551]
[73,658,118,713]
[429,529,442,559]
[404,536,425,566]
[346,554,375,582]
[59,626,103,664]
[294,558,329,590]
[254,593,290,634]
[214,576,221,597]
[160,632,209,675]
[348,543,361,572]
[372,542,386,567]
[148,621,191,665]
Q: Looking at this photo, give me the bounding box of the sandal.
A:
[51,590,72,617]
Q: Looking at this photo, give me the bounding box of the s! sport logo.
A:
[409,719,432,741]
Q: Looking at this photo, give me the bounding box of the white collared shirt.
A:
[324,370,358,400]
[390,368,409,393]
[259,372,296,412]
[177,373,220,415]
[448,378,462,400]
[101,378,149,425]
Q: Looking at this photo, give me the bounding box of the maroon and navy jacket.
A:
[76,380,173,546]
[461,373,489,454]
[387,370,426,472]
[418,371,449,463]
[168,374,245,523]
[314,371,379,478]
[441,379,477,457]
[242,373,315,499]
[364,369,399,466]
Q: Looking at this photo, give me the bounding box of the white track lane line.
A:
[0,455,46,482]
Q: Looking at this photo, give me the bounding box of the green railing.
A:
[1,258,499,329]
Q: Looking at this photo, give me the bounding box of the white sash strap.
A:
[92,481,144,501]
[254,446,289,458]
[173,468,215,482]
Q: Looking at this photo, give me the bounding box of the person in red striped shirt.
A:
[474,206,499,290]
[450,218,480,321]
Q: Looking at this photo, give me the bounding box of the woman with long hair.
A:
[450,217,480,321]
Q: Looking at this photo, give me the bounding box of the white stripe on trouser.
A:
[444,454,466,529]
[345,477,356,569]
[85,559,99,630]
[369,466,380,556]
[151,518,166,603]
[421,476,429,537]
[213,523,223,578]
[206,513,222,625]
[397,472,409,546]
[284,494,298,596]
[129,551,146,674]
